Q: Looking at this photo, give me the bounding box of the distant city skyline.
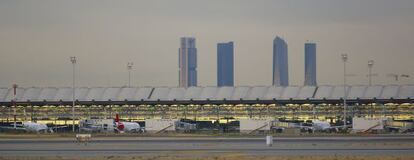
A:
[179,37,197,87]
[304,43,317,86]
[272,37,289,86]
[0,1,413,87]
[217,42,234,87]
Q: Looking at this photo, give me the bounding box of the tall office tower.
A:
[272,36,289,86]
[217,42,234,87]
[304,43,317,86]
[179,37,197,87]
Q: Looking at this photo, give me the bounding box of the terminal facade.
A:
[0,85,413,124]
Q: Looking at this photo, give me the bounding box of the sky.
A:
[0,0,413,88]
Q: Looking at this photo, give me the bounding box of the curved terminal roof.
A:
[0,85,413,105]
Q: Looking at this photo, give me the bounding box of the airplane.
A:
[175,120,197,133]
[21,122,51,133]
[79,114,143,133]
[301,120,347,133]
[0,122,65,133]
[79,119,114,133]
[114,114,144,133]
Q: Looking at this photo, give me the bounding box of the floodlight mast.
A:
[368,60,374,86]
[70,56,76,132]
[127,62,133,87]
[341,54,348,130]
[13,84,18,129]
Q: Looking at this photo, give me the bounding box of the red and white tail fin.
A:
[115,114,120,123]
[115,113,125,131]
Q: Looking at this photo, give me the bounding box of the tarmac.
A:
[0,136,414,157]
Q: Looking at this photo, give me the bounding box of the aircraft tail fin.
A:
[115,114,120,123]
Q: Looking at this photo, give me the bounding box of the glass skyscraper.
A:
[304,43,317,86]
[272,36,289,86]
[179,37,197,87]
[217,42,234,87]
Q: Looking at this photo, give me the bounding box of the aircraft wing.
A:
[0,126,27,131]
[299,126,314,130]
[330,124,351,129]
[49,126,68,132]
[51,126,68,129]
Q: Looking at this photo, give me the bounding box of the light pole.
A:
[341,54,348,129]
[368,60,374,86]
[70,56,76,132]
[13,84,18,129]
[127,62,133,87]
[367,60,375,117]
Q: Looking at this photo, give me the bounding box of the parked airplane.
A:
[79,114,143,133]
[301,120,346,132]
[0,122,65,133]
[175,120,197,133]
[114,114,144,133]
[79,119,115,133]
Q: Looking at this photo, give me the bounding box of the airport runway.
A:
[0,136,414,157]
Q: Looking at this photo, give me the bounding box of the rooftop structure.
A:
[0,85,413,106]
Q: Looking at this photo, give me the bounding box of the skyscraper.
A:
[272,36,289,86]
[179,37,197,87]
[304,42,317,86]
[217,42,234,87]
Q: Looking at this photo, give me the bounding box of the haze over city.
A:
[1,1,414,160]
[0,0,413,87]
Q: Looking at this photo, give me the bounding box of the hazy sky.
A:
[0,0,413,88]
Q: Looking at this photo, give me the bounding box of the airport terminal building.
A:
[0,85,413,123]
